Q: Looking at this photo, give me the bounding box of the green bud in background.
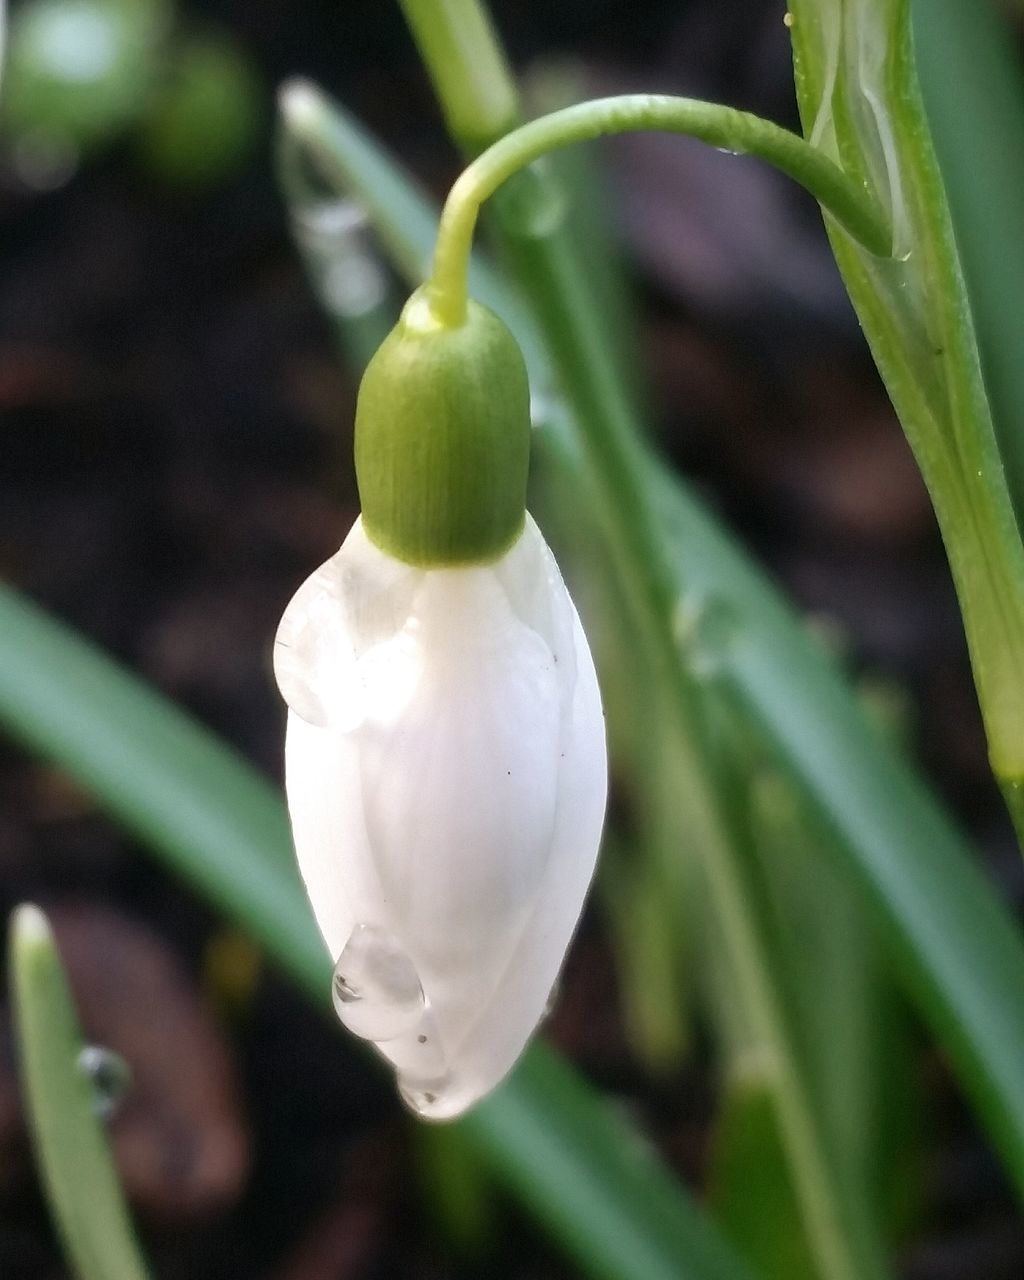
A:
[354,288,531,567]
[135,28,261,189]
[3,0,170,171]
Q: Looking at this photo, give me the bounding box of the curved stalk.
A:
[425,93,892,324]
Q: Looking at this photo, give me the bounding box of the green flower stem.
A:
[399,36,889,1280]
[10,905,151,1280]
[398,0,519,150]
[425,93,891,326]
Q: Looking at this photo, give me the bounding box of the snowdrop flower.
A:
[274,289,607,1119]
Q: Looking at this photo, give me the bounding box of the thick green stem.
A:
[426,93,891,325]
[398,0,520,149]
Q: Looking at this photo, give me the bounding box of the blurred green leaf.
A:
[646,456,1024,1196]
[599,835,692,1073]
[4,0,170,154]
[542,440,697,1077]
[136,26,261,188]
[0,585,754,1280]
[470,1044,756,1280]
[700,751,924,1273]
[741,761,924,1241]
[748,767,879,1191]
[414,1122,494,1256]
[709,1072,816,1280]
[277,105,399,369]
[9,904,150,1280]
[913,0,1024,526]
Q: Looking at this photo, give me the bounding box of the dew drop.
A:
[274,568,364,730]
[331,925,426,1041]
[675,594,739,679]
[76,1045,132,1121]
[292,199,389,319]
[274,640,330,726]
[398,1072,451,1118]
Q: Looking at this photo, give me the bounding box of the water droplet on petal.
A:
[77,1045,132,1120]
[275,568,364,730]
[398,1072,452,1118]
[332,925,425,1041]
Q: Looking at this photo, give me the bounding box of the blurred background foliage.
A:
[1,1,1024,1278]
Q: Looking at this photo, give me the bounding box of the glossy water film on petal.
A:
[331,924,426,1040]
[275,514,607,1119]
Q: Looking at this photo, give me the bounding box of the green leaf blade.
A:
[467,1046,758,1280]
[10,904,151,1280]
[649,466,1024,1192]
[913,0,1024,527]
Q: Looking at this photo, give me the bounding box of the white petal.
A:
[404,601,607,1118]
[277,515,607,1117]
[274,520,423,731]
[283,713,359,961]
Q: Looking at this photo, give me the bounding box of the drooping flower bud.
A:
[274,291,607,1119]
[354,287,532,566]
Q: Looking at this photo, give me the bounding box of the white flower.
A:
[274,513,607,1119]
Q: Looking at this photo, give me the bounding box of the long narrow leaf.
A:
[10,904,151,1280]
[913,0,1024,522]
[646,461,1024,1190]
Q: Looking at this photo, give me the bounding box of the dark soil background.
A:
[1,1,1023,1276]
